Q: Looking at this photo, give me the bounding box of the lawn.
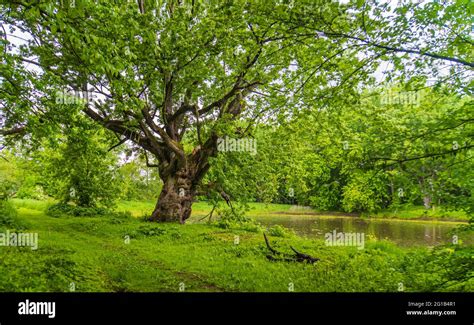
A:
[114,199,469,222]
[115,200,313,219]
[364,205,469,222]
[0,199,472,292]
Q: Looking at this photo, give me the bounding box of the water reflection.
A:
[255,215,468,247]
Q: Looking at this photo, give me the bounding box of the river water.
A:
[255,214,468,247]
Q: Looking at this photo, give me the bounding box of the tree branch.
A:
[319,31,474,68]
[0,126,26,136]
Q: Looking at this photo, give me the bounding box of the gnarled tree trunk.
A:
[150,167,195,223]
[149,136,218,223]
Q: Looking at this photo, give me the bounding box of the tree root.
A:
[263,233,319,264]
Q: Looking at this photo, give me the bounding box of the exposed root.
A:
[263,233,319,264]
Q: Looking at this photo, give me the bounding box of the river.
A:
[255,214,469,247]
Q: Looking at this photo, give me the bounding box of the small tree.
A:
[39,123,121,208]
[0,152,22,228]
[0,153,19,201]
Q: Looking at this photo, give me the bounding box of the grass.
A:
[364,205,469,222]
[115,200,308,219]
[114,199,469,222]
[0,199,472,292]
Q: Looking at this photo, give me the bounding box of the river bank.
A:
[1,199,472,292]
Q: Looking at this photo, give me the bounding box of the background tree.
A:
[36,122,121,208]
[117,158,163,202]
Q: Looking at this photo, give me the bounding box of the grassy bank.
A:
[115,200,313,219]
[0,199,472,292]
[363,206,469,222]
[113,200,469,222]
[13,199,466,221]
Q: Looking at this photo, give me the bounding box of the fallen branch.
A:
[290,246,320,264]
[263,233,319,264]
[264,232,280,255]
[197,204,217,222]
[220,190,242,220]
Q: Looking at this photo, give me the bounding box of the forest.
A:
[0,0,472,292]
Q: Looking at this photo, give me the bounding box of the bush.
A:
[46,203,132,219]
[267,224,294,238]
[214,205,262,232]
[0,200,27,230]
[135,224,167,237]
[37,124,122,209]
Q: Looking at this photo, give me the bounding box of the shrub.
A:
[0,200,27,230]
[214,205,262,232]
[46,203,132,219]
[136,224,167,237]
[267,224,294,238]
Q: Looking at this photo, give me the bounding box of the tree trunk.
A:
[423,195,432,209]
[150,168,195,224]
[148,135,218,223]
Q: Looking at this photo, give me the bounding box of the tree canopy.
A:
[1,0,472,222]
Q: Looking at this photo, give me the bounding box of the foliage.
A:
[267,224,294,238]
[1,0,471,222]
[46,203,132,219]
[36,122,122,208]
[202,87,472,214]
[0,248,81,292]
[0,156,27,230]
[0,199,27,231]
[0,154,20,200]
[0,0,472,294]
[214,203,261,232]
[429,244,474,291]
[117,159,163,201]
[342,171,389,212]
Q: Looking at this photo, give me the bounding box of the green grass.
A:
[115,200,214,219]
[115,200,310,219]
[364,205,468,221]
[0,199,472,292]
[114,199,469,222]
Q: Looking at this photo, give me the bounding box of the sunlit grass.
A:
[0,199,472,292]
[366,205,468,221]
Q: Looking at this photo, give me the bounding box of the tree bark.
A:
[423,195,432,210]
[150,167,195,223]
